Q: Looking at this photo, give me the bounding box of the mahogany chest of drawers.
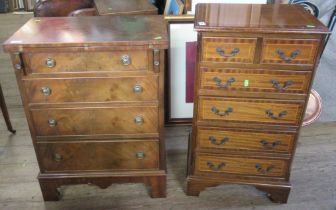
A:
[187,4,329,203]
[3,16,168,201]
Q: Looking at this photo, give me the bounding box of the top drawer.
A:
[261,39,320,65]
[202,37,257,63]
[23,50,149,74]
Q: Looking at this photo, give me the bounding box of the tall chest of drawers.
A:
[3,16,168,201]
[186,4,329,203]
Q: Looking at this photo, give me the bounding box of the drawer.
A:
[199,97,304,126]
[31,106,158,136]
[37,140,159,172]
[261,39,320,65]
[23,50,149,74]
[197,127,295,153]
[200,68,311,94]
[24,76,158,103]
[196,154,287,177]
[202,37,257,63]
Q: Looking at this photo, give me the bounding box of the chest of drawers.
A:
[3,16,168,201]
[186,4,329,203]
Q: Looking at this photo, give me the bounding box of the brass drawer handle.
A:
[209,136,229,145]
[260,139,282,148]
[211,106,233,117]
[48,118,57,127]
[41,86,51,96]
[213,76,235,88]
[276,48,301,63]
[136,151,145,159]
[133,85,143,94]
[270,80,294,91]
[207,161,225,171]
[265,110,288,120]
[121,54,131,66]
[134,115,144,125]
[53,153,63,162]
[255,164,274,174]
[45,58,56,68]
[216,47,240,58]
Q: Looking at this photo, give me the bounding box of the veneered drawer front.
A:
[24,76,158,103]
[200,68,311,94]
[24,50,148,73]
[197,127,295,153]
[261,39,320,65]
[199,97,304,126]
[202,37,257,63]
[37,140,159,172]
[31,106,158,136]
[196,154,287,177]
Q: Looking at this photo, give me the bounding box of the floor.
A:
[1,13,336,210]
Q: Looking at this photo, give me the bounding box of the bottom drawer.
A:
[37,140,159,172]
[195,154,287,177]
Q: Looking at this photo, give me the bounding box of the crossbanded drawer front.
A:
[24,76,158,104]
[37,140,159,172]
[196,154,287,177]
[197,128,295,153]
[199,97,304,126]
[202,37,257,63]
[24,50,148,73]
[200,68,311,94]
[261,39,320,65]
[31,106,158,136]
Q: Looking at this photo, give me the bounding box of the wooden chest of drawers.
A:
[187,4,329,203]
[3,16,168,201]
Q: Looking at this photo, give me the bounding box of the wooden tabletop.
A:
[94,0,158,16]
[3,15,168,52]
[194,4,329,34]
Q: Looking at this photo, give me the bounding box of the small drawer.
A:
[199,97,304,126]
[24,75,158,104]
[202,37,257,63]
[261,39,320,65]
[196,154,287,177]
[200,68,311,94]
[37,140,159,172]
[31,106,158,136]
[197,127,295,153]
[23,50,149,74]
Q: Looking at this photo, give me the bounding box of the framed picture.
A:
[164,0,184,15]
[165,16,196,124]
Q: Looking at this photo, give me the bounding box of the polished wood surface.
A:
[187,4,329,204]
[37,140,159,172]
[4,15,168,201]
[197,127,295,153]
[31,106,159,136]
[195,155,287,177]
[194,4,329,34]
[200,68,311,95]
[202,37,257,63]
[94,0,158,16]
[24,76,158,103]
[23,50,149,73]
[199,97,303,126]
[3,16,168,51]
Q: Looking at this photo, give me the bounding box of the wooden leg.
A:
[147,176,166,198]
[0,84,16,134]
[256,184,291,204]
[39,179,61,201]
[186,178,219,196]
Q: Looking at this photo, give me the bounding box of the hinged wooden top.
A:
[94,0,157,16]
[3,15,168,52]
[194,4,329,34]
